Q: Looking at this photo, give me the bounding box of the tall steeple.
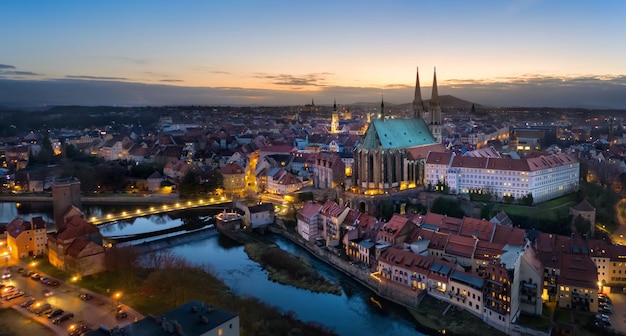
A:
[331,99,339,134]
[380,95,385,120]
[428,67,443,144]
[430,67,441,125]
[413,67,426,119]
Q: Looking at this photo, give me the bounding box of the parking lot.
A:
[1,264,140,335]
[606,292,626,333]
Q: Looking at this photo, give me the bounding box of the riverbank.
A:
[268,224,506,336]
[243,241,341,295]
[35,255,338,336]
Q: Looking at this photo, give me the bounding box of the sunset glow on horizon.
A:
[1,1,625,107]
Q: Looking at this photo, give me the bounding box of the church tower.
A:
[412,67,426,119]
[331,99,339,134]
[380,96,385,120]
[428,68,442,143]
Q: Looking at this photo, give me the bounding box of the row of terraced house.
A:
[297,200,626,334]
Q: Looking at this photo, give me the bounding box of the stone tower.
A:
[52,178,82,231]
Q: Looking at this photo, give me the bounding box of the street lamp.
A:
[114,292,122,306]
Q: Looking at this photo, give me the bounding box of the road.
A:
[1,262,142,335]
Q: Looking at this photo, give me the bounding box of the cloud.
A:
[111,56,148,65]
[159,79,184,82]
[254,72,333,87]
[193,66,232,75]
[65,75,129,80]
[0,74,625,109]
[0,71,40,76]
[0,64,16,69]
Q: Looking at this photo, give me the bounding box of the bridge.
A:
[89,196,233,225]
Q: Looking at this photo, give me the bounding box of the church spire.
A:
[380,95,385,120]
[430,67,441,125]
[413,66,426,119]
[331,98,339,134]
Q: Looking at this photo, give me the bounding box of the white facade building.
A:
[425,152,579,203]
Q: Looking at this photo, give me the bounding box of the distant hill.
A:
[353,95,482,110]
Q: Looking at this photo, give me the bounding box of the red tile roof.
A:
[57,216,99,240]
[558,254,597,289]
[66,238,91,258]
[491,225,526,246]
[425,152,454,165]
[219,162,244,175]
[459,217,495,241]
[320,200,347,218]
[298,201,323,220]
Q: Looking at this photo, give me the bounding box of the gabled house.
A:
[266,168,303,195]
[47,215,106,276]
[319,200,349,245]
[377,247,435,292]
[297,201,323,242]
[220,162,246,197]
[377,214,415,247]
[6,216,47,258]
[243,203,274,229]
[312,152,345,189]
[147,171,163,192]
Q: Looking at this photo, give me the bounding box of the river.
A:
[0,202,427,336]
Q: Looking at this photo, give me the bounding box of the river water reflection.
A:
[0,202,426,336]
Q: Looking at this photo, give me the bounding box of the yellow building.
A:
[220,162,246,197]
[6,216,47,259]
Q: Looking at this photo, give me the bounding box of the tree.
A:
[520,193,534,205]
[502,195,514,204]
[590,160,621,188]
[179,171,203,200]
[430,197,465,218]
[206,170,224,192]
[35,133,55,164]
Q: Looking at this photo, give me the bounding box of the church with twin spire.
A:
[351,67,446,195]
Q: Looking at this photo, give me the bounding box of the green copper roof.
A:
[360,118,436,149]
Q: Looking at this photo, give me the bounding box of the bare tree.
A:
[590,160,621,188]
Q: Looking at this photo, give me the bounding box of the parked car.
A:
[47,309,64,319]
[40,277,50,284]
[595,314,611,325]
[599,295,612,304]
[115,309,128,319]
[30,273,40,281]
[43,289,54,297]
[47,279,60,287]
[16,267,24,273]
[53,312,74,324]
[2,271,11,279]
[68,322,90,336]
[1,288,18,298]
[32,303,52,315]
[78,293,93,301]
[5,291,25,301]
[599,305,613,314]
[20,297,36,308]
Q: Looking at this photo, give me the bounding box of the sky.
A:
[1,0,626,108]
